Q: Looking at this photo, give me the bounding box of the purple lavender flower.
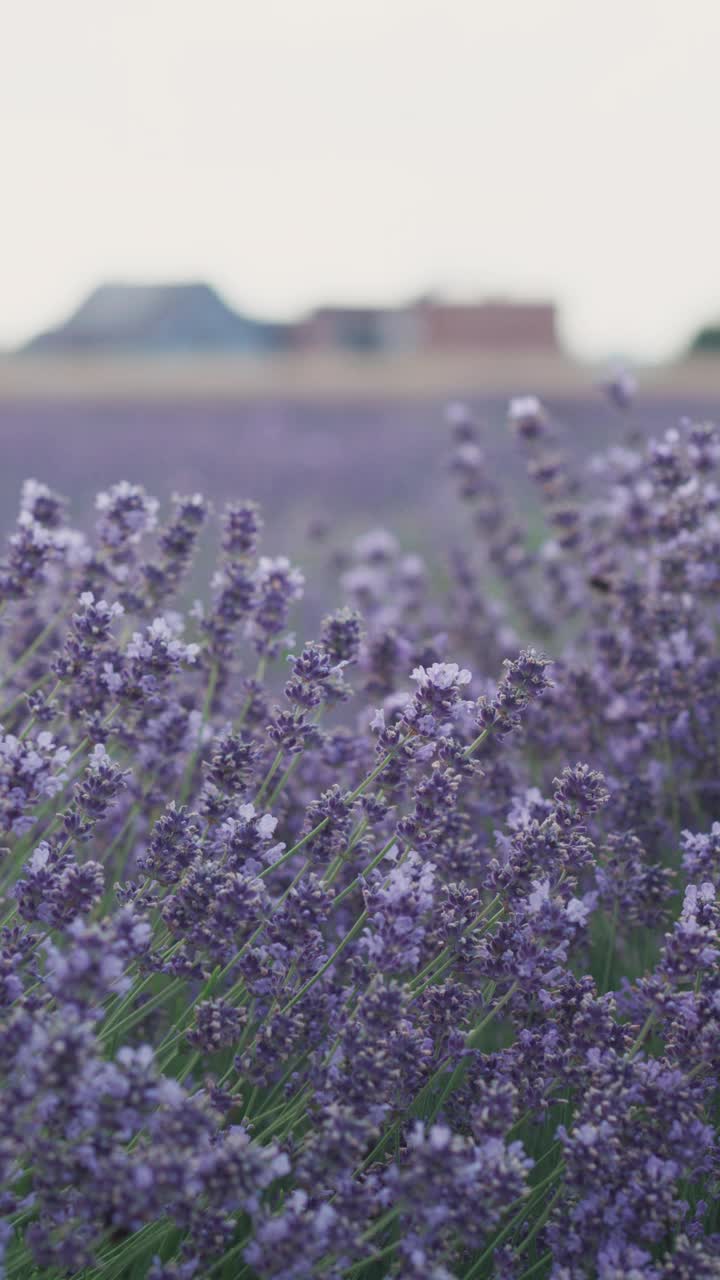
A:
[0,727,70,835]
[388,1120,532,1273]
[14,840,105,925]
[601,366,638,410]
[42,909,152,1009]
[221,499,263,557]
[508,394,548,439]
[2,412,720,1279]
[95,480,159,554]
[362,850,436,972]
[681,823,720,884]
[161,859,270,961]
[186,998,246,1051]
[475,648,553,737]
[249,555,305,655]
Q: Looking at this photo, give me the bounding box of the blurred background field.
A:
[1,362,718,575]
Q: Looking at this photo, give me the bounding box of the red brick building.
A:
[295,297,558,354]
[409,298,557,351]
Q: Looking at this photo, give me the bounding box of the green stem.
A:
[266,752,301,808]
[426,982,519,1124]
[342,1237,400,1275]
[332,836,397,906]
[601,900,618,994]
[357,983,518,1174]
[254,748,283,806]
[461,1164,565,1280]
[280,910,368,1014]
[515,1251,553,1280]
[179,661,218,803]
[514,1182,564,1255]
[207,1233,253,1277]
[100,977,185,1042]
[463,725,491,759]
[409,898,503,994]
[258,740,409,881]
[0,614,64,690]
[626,1011,656,1060]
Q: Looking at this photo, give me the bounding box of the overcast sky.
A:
[2,1,719,359]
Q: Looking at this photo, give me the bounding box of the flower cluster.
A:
[1,389,720,1279]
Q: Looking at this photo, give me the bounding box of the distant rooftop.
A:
[23,282,287,354]
[69,283,219,338]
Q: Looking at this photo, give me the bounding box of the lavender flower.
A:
[95,480,159,553]
[14,840,105,925]
[508,394,548,439]
[249,555,305,655]
[1,408,720,1280]
[601,366,638,410]
[475,648,553,737]
[0,727,70,835]
[362,850,436,971]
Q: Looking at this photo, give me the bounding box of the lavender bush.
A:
[1,397,720,1279]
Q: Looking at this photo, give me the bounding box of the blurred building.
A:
[295,307,387,352]
[296,296,558,353]
[410,297,557,351]
[23,283,291,355]
[21,283,559,357]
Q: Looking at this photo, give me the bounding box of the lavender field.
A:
[2,390,717,560]
[3,388,720,1279]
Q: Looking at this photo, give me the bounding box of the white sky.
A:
[2,0,720,360]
